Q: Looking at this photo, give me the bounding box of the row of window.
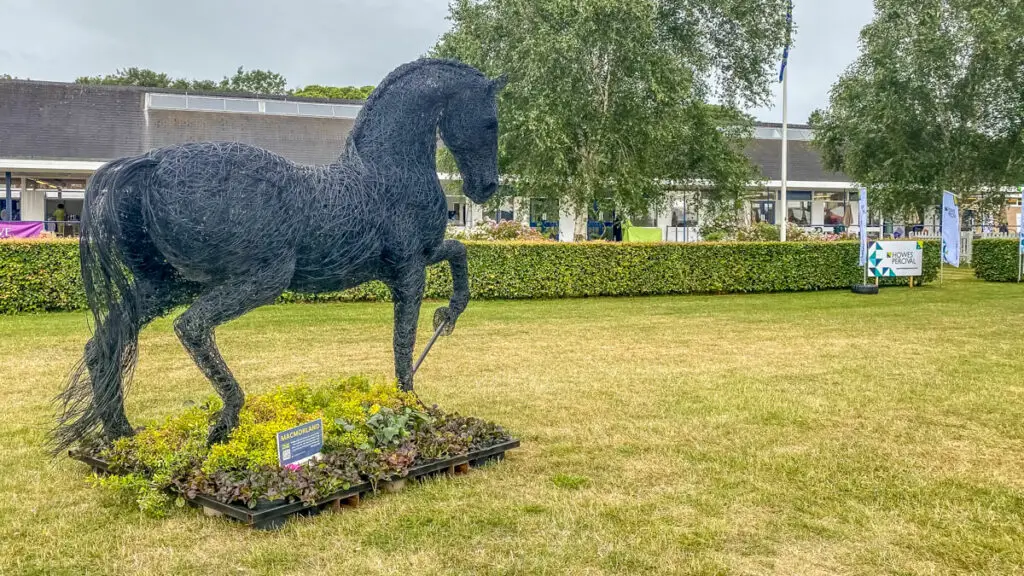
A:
[446,190,881,231]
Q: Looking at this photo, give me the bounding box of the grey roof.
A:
[0,80,356,166]
[0,79,848,183]
[745,138,849,183]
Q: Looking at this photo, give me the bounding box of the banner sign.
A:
[0,221,43,239]
[868,241,923,277]
[1019,186,1024,254]
[859,187,868,267]
[276,418,323,467]
[941,191,960,267]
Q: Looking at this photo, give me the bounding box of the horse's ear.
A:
[489,74,509,94]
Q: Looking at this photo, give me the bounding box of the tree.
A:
[75,67,371,100]
[433,0,790,237]
[292,85,375,100]
[219,66,288,95]
[76,67,176,88]
[76,67,288,95]
[810,0,1024,221]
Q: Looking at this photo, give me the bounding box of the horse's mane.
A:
[358,58,487,119]
[343,59,487,157]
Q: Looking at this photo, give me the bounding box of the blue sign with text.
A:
[276,418,324,467]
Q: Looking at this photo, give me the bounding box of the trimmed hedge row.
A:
[973,238,1020,282]
[0,239,87,314]
[1,239,940,314]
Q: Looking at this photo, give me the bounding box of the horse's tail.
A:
[51,155,158,455]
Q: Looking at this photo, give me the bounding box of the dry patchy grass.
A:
[0,273,1022,575]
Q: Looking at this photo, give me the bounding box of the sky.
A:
[0,0,874,124]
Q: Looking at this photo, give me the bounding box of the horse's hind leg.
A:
[173,272,291,444]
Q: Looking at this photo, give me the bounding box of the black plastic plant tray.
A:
[70,438,520,530]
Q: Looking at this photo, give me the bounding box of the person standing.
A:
[53,203,66,237]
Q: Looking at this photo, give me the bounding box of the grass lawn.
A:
[1,269,1023,575]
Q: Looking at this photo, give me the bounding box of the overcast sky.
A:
[1,0,873,124]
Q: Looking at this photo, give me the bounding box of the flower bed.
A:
[71,376,516,523]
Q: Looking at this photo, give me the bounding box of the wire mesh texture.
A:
[53,58,507,452]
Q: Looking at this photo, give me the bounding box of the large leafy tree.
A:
[811,0,1024,220]
[433,0,790,236]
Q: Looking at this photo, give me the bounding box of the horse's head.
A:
[440,74,507,204]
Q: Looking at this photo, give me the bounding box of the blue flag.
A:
[941,191,960,267]
[859,187,868,266]
[779,1,793,82]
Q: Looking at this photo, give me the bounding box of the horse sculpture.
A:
[54,58,505,451]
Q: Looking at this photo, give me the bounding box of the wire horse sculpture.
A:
[53,58,505,451]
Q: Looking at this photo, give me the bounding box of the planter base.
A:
[71,439,520,530]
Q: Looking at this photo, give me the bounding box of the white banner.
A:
[941,191,960,267]
[859,187,868,267]
[1019,186,1024,255]
[868,241,923,277]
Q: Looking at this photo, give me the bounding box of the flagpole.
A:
[778,1,792,242]
[780,71,788,242]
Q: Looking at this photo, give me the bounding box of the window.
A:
[586,200,617,240]
[528,198,559,237]
[446,197,467,226]
[628,210,657,227]
[491,198,514,222]
[670,199,699,227]
[787,191,811,226]
[848,190,880,226]
[588,199,616,224]
[750,200,775,225]
[529,198,559,226]
[815,192,847,226]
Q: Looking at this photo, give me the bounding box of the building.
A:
[1,78,1016,240]
[0,79,360,229]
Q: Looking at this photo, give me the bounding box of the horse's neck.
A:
[343,65,464,176]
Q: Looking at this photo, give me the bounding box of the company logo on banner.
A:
[868,241,923,277]
[941,191,960,267]
[859,187,868,266]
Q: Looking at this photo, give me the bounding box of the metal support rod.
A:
[412,321,447,375]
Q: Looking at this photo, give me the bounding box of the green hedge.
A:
[973,238,1021,282]
[1,239,940,314]
[0,240,87,314]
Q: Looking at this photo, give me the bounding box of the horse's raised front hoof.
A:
[433,306,458,336]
